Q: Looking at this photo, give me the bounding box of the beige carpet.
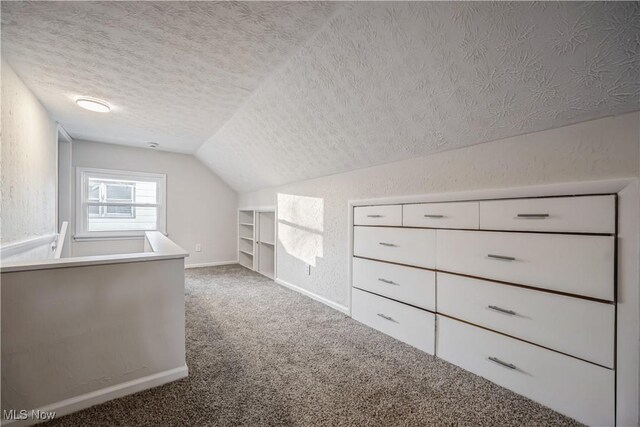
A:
[48,265,580,426]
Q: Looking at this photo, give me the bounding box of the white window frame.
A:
[75,167,166,239]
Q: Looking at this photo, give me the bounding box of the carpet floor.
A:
[48,265,580,426]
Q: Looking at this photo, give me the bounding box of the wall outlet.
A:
[195,244,201,252]
[306,264,311,275]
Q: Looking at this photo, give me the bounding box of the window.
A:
[76,168,166,238]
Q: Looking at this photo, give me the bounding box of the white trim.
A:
[616,180,640,427]
[56,123,72,144]
[184,260,238,269]
[2,232,187,273]
[349,178,636,207]
[346,200,354,316]
[239,205,276,212]
[53,222,68,259]
[275,278,349,314]
[1,365,188,426]
[0,234,57,259]
[73,234,145,242]
[75,167,167,239]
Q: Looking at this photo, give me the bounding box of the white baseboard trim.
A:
[184,260,238,269]
[2,365,188,426]
[275,278,349,314]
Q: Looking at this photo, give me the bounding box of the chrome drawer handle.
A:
[367,214,383,218]
[488,305,516,315]
[377,313,397,322]
[488,356,517,370]
[378,278,399,286]
[423,214,444,218]
[378,242,396,247]
[487,254,516,261]
[516,213,549,218]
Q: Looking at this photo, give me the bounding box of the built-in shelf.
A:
[238,208,275,278]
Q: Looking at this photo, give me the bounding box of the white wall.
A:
[69,141,238,266]
[0,59,58,258]
[1,257,187,415]
[239,112,640,309]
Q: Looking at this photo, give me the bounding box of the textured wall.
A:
[1,2,336,152]
[199,2,640,192]
[239,112,640,308]
[70,141,238,266]
[1,59,57,246]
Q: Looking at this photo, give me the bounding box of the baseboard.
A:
[275,278,350,314]
[185,260,238,269]
[2,365,188,426]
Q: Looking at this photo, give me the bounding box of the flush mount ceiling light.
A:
[147,142,159,148]
[76,97,111,113]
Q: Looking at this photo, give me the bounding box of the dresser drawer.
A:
[436,316,614,426]
[479,195,615,234]
[436,230,614,301]
[352,288,435,354]
[352,257,435,311]
[354,226,436,268]
[354,205,402,226]
[437,273,614,367]
[403,202,479,229]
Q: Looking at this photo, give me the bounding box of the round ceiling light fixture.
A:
[76,97,111,113]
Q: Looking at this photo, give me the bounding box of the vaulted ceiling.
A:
[1,1,336,152]
[2,2,639,191]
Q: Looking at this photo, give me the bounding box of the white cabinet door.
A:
[352,257,435,311]
[436,230,614,301]
[479,195,615,234]
[352,288,435,354]
[437,273,615,367]
[354,205,402,226]
[436,316,614,427]
[403,201,479,229]
[354,226,436,269]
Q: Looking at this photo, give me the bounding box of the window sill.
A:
[74,234,147,242]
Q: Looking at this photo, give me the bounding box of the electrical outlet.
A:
[195,244,201,252]
[306,264,311,275]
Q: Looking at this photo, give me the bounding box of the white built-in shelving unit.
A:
[238,210,255,269]
[238,208,275,279]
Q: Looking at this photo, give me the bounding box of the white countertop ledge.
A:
[1,231,188,273]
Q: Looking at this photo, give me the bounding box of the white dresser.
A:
[351,194,616,426]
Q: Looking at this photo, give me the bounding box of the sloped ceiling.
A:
[0,1,336,152]
[197,1,640,192]
[2,2,639,191]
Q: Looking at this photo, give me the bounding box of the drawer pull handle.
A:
[378,242,396,247]
[487,254,516,261]
[378,278,399,286]
[487,305,517,315]
[423,214,445,218]
[377,313,397,322]
[516,213,549,218]
[367,214,384,218]
[488,356,517,370]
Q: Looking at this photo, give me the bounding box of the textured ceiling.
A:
[2,2,639,191]
[196,1,640,192]
[1,1,336,152]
